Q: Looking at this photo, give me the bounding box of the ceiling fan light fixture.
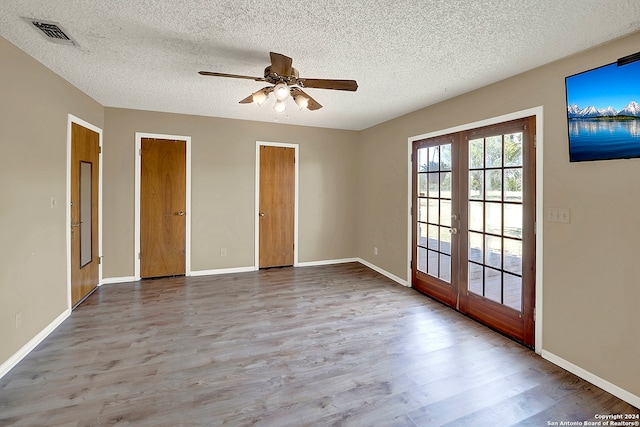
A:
[252,90,268,106]
[273,83,290,101]
[274,100,286,113]
[294,93,309,110]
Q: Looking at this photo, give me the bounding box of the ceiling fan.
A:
[199,52,358,112]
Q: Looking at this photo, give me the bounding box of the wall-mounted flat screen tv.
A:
[565,59,640,162]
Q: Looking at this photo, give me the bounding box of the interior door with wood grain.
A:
[70,122,100,307]
[259,145,295,268]
[140,138,186,278]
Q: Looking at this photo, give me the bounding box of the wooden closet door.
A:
[140,138,186,278]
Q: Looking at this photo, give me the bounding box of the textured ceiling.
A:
[1,1,639,131]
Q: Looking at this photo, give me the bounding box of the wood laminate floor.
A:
[0,263,637,426]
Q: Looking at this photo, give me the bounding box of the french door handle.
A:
[449,227,459,235]
[71,222,82,227]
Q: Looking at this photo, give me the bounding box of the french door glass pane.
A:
[440,200,452,227]
[504,133,523,167]
[504,168,522,202]
[485,203,502,235]
[416,143,452,283]
[469,201,483,232]
[485,136,502,167]
[467,131,524,312]
[469,171,483,199]
[418,199,429,222]
[469,139,484,168]
[486,170,502,201]
[469,232,483,263]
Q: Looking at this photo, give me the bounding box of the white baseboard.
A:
[297,258,359,267]
[190,266,256,277]
[357,258,409,287]
[541,350,640,409]
[0,309,70,381]
[100,276,135,285]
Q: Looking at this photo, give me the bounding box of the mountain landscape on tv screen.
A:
[567,101,640,118]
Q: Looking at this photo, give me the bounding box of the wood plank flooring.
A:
[0,263,637,426]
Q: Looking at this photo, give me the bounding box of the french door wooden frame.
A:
[409,112,540,349]
[67,115,103,309]
[255,141,299,269]
[134,132,191,280]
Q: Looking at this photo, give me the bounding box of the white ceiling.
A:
[1,1,639,131]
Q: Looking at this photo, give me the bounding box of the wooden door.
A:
[70,122,100,307]
[259,145,295,268]
[458,117,536,347]
[140,138,186,278]
[412,117,536,347]
[412,134,460,307]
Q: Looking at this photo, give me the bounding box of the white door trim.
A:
[255,141,299,269]
[134,133,192,280]
[66,115,103,310]
[407,106,544,354]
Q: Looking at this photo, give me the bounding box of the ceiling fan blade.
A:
[291,88,323,111]
[199,71,266,82]
[239,94,254,104]
[298,78,358,91]
[269,52,293,77]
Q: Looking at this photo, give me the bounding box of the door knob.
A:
[176,211,186,216]
[259,212,265,217]
[449,227,459,235]
[71,222,82,227]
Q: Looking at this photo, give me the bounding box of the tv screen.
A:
[565,59,640,162]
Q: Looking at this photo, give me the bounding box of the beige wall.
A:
[0,37,103,363]
[103,108,359,278]
[357,32,640,397]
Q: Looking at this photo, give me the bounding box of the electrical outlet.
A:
[15,312,23,329]
[374,247,378,256]
[220,248,227,257]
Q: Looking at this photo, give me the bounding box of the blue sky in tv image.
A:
[565,59,640,162]
[566,60,640,112]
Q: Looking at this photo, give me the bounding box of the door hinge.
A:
[533,307,536,322]
[534,135,537,149]
[138,252,141,260]
[410,260,413,269]
[98,256,102,265]
[139,148,142,156]
[98,146,102,154]
[534,221,537,234]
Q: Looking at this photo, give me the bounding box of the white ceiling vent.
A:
[24,18,76,45]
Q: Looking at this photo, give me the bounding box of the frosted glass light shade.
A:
[294,94,309,110]
[253,90,268,105]
[273,83,290,101]
[274,100,286,113]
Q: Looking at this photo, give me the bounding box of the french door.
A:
[412,117,535,347]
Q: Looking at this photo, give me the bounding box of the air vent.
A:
[24,18,76,46]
